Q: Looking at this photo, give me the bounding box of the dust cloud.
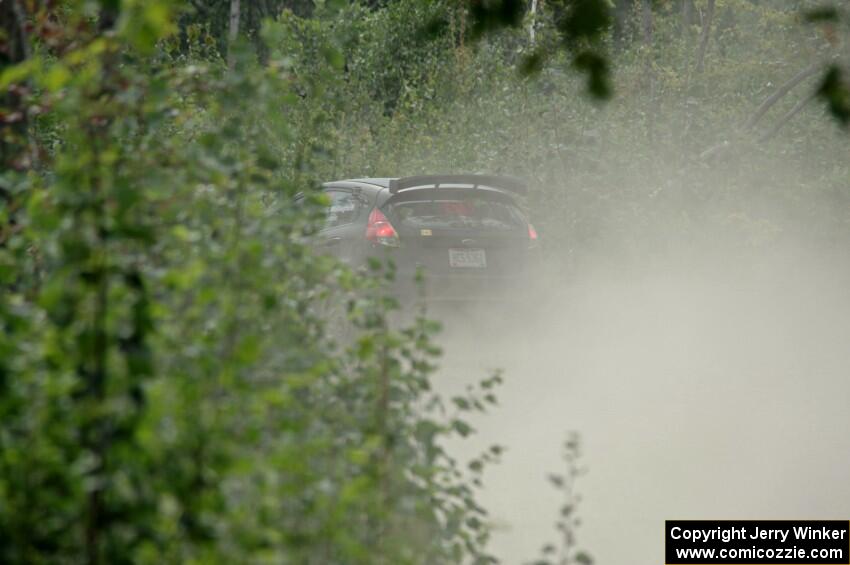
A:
[432,223,850,564]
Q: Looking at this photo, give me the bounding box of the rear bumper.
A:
[392,272,533,303]
[356,241,540,304]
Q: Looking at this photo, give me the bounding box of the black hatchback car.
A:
[314,174,539,302]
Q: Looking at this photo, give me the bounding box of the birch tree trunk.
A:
[528,0,538,45]
[228,0,241,67]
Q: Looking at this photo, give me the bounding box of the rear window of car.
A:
[386,195,526,231]
[324,189,362,228]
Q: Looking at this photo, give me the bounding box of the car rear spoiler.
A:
[388,174,527,195]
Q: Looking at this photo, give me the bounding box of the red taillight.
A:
[366,208,400,247]
[528,223,538,247]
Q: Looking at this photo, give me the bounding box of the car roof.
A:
[327,177,525,201]
[337,178,394,189]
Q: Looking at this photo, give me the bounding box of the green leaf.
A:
[574,50,612,100]
[451,419,474,437]
[321,45,345,71]
[817,66,850,127]
[804,7,839,23]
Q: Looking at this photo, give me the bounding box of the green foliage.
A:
[468,0,526,39]
[0,3,502,563]
[805,5,850,127]
[527,433,592,565]
[817,65,850,126]
[467,0,613,98]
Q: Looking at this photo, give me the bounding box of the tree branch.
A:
[759,91,816,143]
[745,62,821,130]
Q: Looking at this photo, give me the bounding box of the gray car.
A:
[315,174,539,303]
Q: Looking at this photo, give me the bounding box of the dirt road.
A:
[435,247,850,564]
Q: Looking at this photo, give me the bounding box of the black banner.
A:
[666,520,850,564]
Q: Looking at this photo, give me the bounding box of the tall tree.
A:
[694,0,716,73]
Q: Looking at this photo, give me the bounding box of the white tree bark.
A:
[228,0,241,67]
[528,0,539,45]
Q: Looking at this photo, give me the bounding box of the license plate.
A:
[449,248,486,268]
